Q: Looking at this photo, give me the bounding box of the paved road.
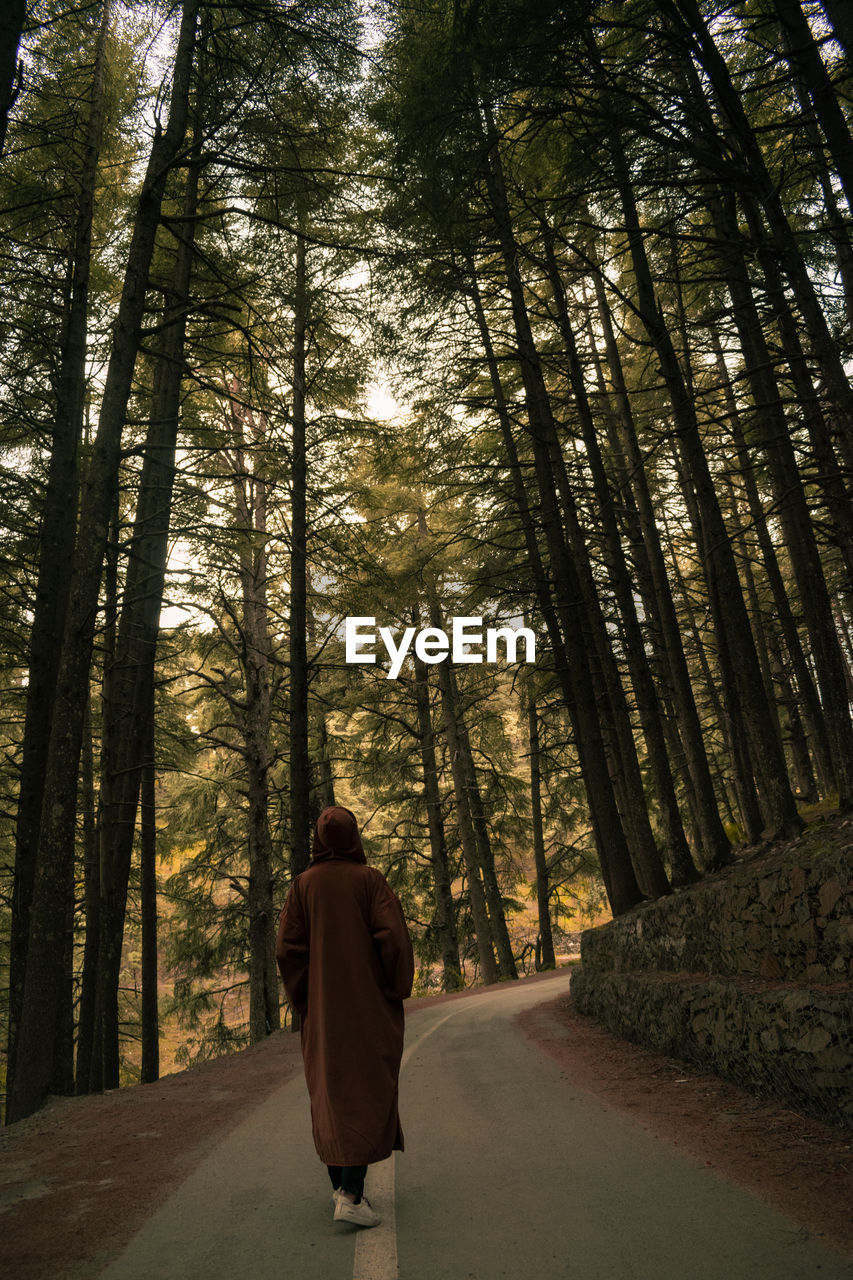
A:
[100,972,852,1280]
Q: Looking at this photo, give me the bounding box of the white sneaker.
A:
[333,1194,381,1227]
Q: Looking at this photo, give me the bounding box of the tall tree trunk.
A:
[723,483,782,718]
[668,232,769,840]
[787,56,853,327]
[768,632,818,803]
[585,306,706,844]
[412,640,463,991]
[722,474,790,801]
[415,513,507,980]
[586,267,731,869]
[818,0,853,57]
[477,104,672,899]
[527,691,556,970]
[452,681,518,979]
[431,638,500,985]
[742,193,853,581]
[7,0,198,1124]
[707,324,839,797]
[772,0,853,213]
[75,691,99,1093]
[737,204,853,793]
[310,713,337,819]
[94,107,201,1091]
[229,396,280,1043]
[0,0,26,156]
[677,36,853,545]
[667,0,853,450]
[6,0,111,1119]
[305,595,336,821]
[601,99,801,841]
[542,236,697,886]
[140,690,159,1084]
[86,503,119,1096]
[289,231,311,882]
[467,270,644,915]
[666,439,764,844]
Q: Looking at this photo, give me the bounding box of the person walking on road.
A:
[276,805,415,1228]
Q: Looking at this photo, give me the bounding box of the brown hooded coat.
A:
[276,807,415,1166]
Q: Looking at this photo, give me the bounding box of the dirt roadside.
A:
[1,969,850,1278]
[520,991,853,1261]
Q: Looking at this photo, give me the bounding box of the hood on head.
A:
[311,806,366,863]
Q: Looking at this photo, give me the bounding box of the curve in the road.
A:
[99,971,853,1280]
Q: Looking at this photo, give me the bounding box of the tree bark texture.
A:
[542,237,695,887]
[432,647,500,984]
[466,268,644,916]
[7,0,198,1124]
[668,0,853,450]
[773,0,853,214]
[478,107,665,904]
[412,643,463,991]
[587,265,732,870]
[527,694,556,970]
[7,0,111,1118]
[707,325,839,798]
[0,0,25,155]
[289,231,311,882]
[94,108,201,1090]
[140,694,159,1084]
[228,393,280,1043]
[604,104,801,842]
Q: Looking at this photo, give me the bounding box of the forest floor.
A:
[1,963,851,1278]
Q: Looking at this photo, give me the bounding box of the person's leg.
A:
[333,1164,379,1227]
[340,1165,367,1202]
[327,1166,342,1191]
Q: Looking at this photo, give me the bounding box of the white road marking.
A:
[352,1006,468,1280]
[352,1153,396,1280]
[402,1006,467,1069]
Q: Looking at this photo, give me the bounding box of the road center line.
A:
[352,1153,396,1280]
[402,1005,468,1069]
[352,1006,467,1280]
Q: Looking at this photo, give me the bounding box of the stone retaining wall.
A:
[571,969,853,1125]
[571,826,853,1126]
[580,841,853,984]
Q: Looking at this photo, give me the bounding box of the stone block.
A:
[794,1027,832,1054]
[820,879,843,916]
[759,952,784,979]
[816,1046,853,1070]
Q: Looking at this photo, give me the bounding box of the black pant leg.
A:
[340,1165,367,1200]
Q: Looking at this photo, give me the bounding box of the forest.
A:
[1,0,852,1124]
